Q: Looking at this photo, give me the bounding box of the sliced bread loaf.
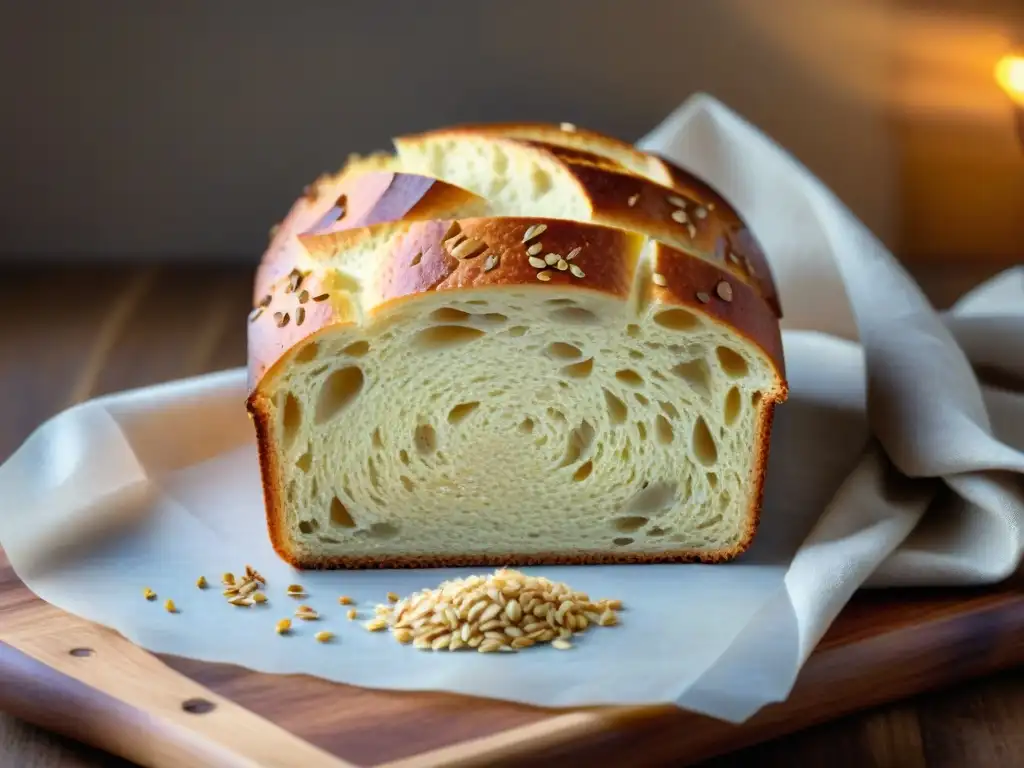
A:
[247,125,786,569]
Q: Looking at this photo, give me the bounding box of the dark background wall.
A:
[0,0,898,261]
[4,1,1024,264]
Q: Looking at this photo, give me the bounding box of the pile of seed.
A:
[219,565,267,607]
[366,569,621,652]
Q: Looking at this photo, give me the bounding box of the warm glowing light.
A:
[996,54,1024,105]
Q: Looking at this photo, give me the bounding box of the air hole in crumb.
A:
[637,422,648,441]
[314,367,364,424]
[282,393,302,449]
[626,324,642,338]
[724,386,742,426]
[342,340,370,357]
[508,325,529,337]
[697,513,724,530]
[447,401,480,424]
[650,370,667,382]
[298,520,317,535]
[367,458,381,489]
[656,414,674,444]
[410,251,423,267]
[546,298,577,306]
[559,419,595,467]
[671,359,711,398]
[294,342,319,363]
[613,516,648,533]
[414,423,438,454]
[692,416,718,466]
[550,307,599,325]
[654,308,701,331]
[466,299,489,306]
[372,428,384,450]
[413,325,486,350]
[400,476,415,492]
[573,460,594,482]
[546,342,582,359]
[329,497,356,528]
[399,449,410,465]
[481,313,507,323]
[620,443,631,461]
[625,482,677,514]
[531,167,553,195]
[310,364,329,377]
[562,358,594,378]
[717,491,732,513]
[296,452,313,473]
[318,535,340,544]
[707,471,719,488]
[528,532,541,539]
[369,522,399,539]
[635,393,650,406]
[752,391,763,408]
[546,407,567,424]
[629,350,644,360]
[518,418,535,434]
[326,270,361,295]
[430,307,471,323]
[716,346,749,378]
[648,526,668,537]
[603,389,628,424]
[615,369,644,388]
[660,401,680,419]
[311,477,318,496]
[613,537,634,547]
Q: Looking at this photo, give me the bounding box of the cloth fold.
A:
[639,95,1023,658]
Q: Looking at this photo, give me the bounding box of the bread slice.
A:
[392,126,781,315]
[253,162,488,312]
[248,210,786,568]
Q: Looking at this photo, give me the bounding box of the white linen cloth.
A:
[1,95,1021,722]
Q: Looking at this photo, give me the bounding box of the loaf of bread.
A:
[247,123,787,569]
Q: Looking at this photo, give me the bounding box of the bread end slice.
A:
[248,217,785,569]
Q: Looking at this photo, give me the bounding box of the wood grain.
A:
[0,264,1021,768]
[0,595,350,768]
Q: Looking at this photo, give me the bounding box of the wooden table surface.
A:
[0,261,1020,768]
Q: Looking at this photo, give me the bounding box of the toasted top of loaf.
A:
[392,125,780,316]
[248,216,784,397]
[255,169,487,305]
[249,123,783,396]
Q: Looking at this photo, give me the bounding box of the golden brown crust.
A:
[254,170,483,305]
[403,121,669,184]
[249,216,784,394]
[646,151,782,318]
[246,391,295,567]
[391,129,779,315]
[401,121,778,316]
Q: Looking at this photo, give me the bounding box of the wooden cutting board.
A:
[1,548,1021,768]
